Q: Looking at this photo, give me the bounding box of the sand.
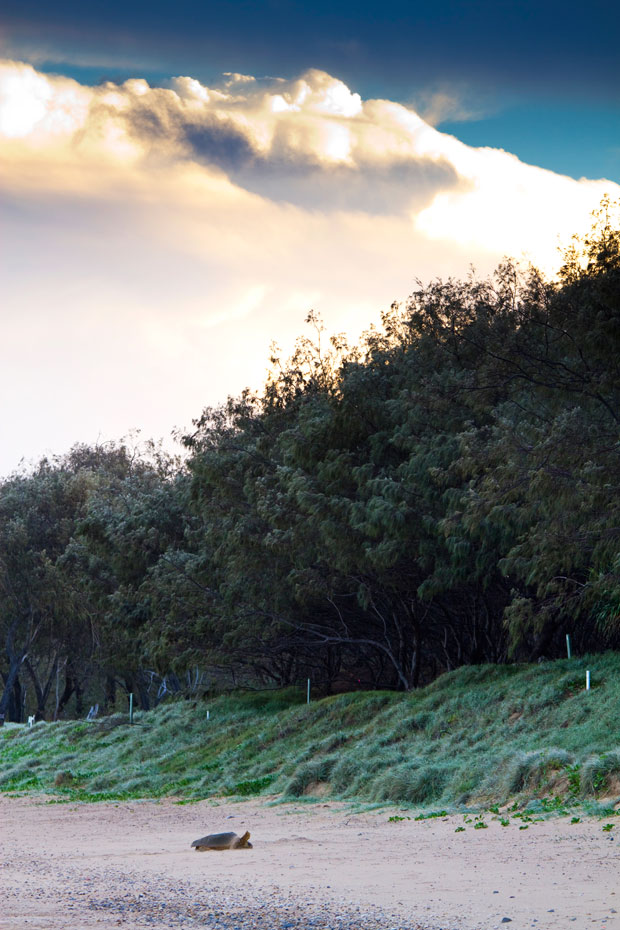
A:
[0,795,618,930]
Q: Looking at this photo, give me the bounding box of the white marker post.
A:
[129,692,134,724]
[566,634,572,659]
[586,670,591,691]
[307,679,311,704]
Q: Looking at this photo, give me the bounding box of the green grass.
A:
[2,654,620,810]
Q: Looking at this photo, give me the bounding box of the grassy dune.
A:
[2,653,620,812]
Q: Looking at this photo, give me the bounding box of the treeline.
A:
[2,202,620,720]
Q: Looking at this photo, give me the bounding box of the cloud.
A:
[0,59,619,474]
[411,85,494,127]
[2,61,614,249]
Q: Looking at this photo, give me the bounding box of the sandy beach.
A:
[0,796,618,930]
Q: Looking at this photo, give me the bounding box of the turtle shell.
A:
[191,830,251,849]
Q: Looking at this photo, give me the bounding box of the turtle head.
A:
[235,830,251,848]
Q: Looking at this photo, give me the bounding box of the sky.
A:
[1,1,619,476]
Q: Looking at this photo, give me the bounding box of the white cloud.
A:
[0,59,618,475]
[411,85,494,127]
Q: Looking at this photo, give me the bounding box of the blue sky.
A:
[0,2,618,475]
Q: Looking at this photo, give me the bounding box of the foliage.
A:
[1,201,620,717]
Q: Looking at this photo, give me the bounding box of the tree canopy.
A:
[2,201,619,719]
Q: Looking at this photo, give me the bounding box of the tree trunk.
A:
[55,672,76,717]
[0,651,26,721]
[9,675,24,723]
[104,674,117,713]
[411,618,421,689]
[136,670,151,711]
[24,656,58,720]
[75,681,84,717]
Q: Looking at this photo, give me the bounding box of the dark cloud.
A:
[124,99,258,170]
[231,157,462,215]
[120,92,262,170]
[182,122,259,173]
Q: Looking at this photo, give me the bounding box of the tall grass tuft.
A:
[580,751,620,797]
[370,762,454,804]
[504,749,575,796]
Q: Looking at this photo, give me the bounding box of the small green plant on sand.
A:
[513,812,533,822]
[414,810,447,821]
[602,823,614,832]
[540,795,568,815]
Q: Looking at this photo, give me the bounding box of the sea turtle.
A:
[191,830,252,851]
